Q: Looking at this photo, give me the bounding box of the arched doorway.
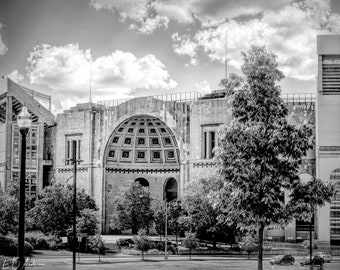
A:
[164,178,178,201]
[135,177,149,187]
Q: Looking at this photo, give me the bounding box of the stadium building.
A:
[0,35,339,244]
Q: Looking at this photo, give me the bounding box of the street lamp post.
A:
[17,106,32,270]
[163,198,178,260]
[164,201,168,260]
[142,195,178,260]
[67,141,82,270]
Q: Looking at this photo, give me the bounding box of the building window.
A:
[65,135,81,165]
[150,138,160,147]
[202,125,220,159]
[210,131,215,158]
[108,150,115,157]
[122,151,130,158]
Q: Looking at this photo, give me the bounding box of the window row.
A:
[111,136,175,148]
[107,149,178,163]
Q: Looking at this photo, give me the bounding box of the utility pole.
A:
[165,201,168,260]
[68,141,82,270]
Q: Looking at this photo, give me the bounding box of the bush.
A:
[25,231,59,250]
[0,235,33,256]
[152,240,177,254]
[116,238,134,248]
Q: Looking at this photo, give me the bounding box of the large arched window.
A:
[164,178,178,201]
[135,177,149,188]
[330,169,340,245]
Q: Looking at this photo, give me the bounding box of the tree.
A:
[183,232,197,260]
[154,200,185,243]
[180,172,233,248]
[88,235,105,261]
[134,229,151,260]
[219,73,244,97]
[153,206,165,238]
[239,234,257,259]
[214,45,312,270]
[75,209,99,236]
[287,177,334,265]
[28,183,98,236]
[113,182,154,234]
[0,191,18,235]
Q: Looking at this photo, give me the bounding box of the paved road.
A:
[9,256,340,270]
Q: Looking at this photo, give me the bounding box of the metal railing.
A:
[97,91,202,108]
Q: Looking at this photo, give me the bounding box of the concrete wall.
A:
[189,98,233,182]
[55,98,190,232]
[0,124,6,190]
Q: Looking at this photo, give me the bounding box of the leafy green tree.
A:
[75,209,99,236]
[287,177,334,264]
[153,206,165,238]
[239,234,257,259]
[0,191,18,235]
[28,183,98,236]
[113,182,154,234]
[134,229,151,260]
[219,73,244,96]
[180,172,233,248]
[214,45,312,270]
[183,232,197,260]
[153,200,185,243]
[88,235,105,261]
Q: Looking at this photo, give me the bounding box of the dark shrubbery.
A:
[0,235,33,256]
[117,237,178,255]
[116,238,134,248]
[151,240,177,254]
[24,231,59,250]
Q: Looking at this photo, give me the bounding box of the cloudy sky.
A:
[1,0,340,112]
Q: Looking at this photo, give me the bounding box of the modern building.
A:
[0,79,55,199]
[0,35,339,244]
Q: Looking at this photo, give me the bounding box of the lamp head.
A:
[17,106,32,130]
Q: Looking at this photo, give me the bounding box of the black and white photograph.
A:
[1,0,340,269]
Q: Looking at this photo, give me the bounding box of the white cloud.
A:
[172,0,340,81]
[195,80,211,94]
[89,0,169,34]
[90,0,291,33]
[7,70,24,83]
[172,32,199,65]
[26,43,177,111]
[0,23,8,56]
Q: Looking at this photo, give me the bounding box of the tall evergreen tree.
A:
[215,45,312,270]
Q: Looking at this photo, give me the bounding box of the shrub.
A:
[25,231,59,250]
[0,235,33,256]
[153,240,177,254]
[116,238,134,248]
